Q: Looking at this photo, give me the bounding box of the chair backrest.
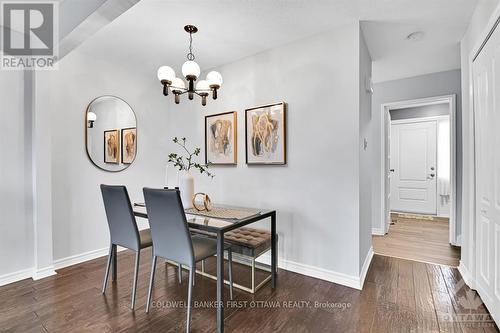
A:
[143,188,194,266]
[100,185,140,251]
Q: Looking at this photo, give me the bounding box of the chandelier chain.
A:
[187,32,195,61]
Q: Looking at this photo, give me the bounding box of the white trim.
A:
[53,246,127,270]
[359,247,374,289]
[458,261,476,290]
[0,268,34,286]
[380,94,457,245]
[0,246,125,286]
[391,115,450,125]
[372,227,385,235]
[257,248,374,290]
[53,247,109,270]
[276,258,363,290]
[32,266,57,280]
[380,107,389,234]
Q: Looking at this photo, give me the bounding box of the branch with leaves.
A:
[168,137,215,178]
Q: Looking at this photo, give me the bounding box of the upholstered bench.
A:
[191,227,275,293]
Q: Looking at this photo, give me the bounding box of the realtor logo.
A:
[1,1,58,69]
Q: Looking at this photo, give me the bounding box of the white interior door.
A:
[472,20,500,321]
[390,121,437,215]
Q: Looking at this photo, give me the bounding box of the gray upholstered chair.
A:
[100,184,152,310]
[143,188,233,332]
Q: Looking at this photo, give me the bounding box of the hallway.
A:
[373,213,461,266]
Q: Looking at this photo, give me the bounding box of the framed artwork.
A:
[245,102,286,165]
[121,127,137,164]
[104,129,120,164]
[205,111,237,165]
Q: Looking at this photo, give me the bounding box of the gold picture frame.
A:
[104,129,120,164]
[205,111,238,165]
[245,102,287,165]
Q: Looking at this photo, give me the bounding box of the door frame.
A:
[380,94,457,245]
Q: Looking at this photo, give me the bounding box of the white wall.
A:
[371,70,462,235]
[165,24,367,280]
[31,22,373,288]
[37,51,169,261]
[460,0,499,278]
[0,70,34,280]
[358,28,373,272]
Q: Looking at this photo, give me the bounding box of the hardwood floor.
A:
[0,250,497,332]
[373,213,461,266]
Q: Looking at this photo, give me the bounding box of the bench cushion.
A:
[190,227,274,257]
[225,228,272,257]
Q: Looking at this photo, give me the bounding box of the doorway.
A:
[373,95,459,266]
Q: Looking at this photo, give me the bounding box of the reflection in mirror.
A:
[85,96,137,172]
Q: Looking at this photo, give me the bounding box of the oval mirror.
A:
[85,96,137,172]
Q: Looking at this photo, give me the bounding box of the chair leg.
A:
[201,259,205,272]
[102,244,113,294]
[112,244,117,281]
[130,251,140,310]
[186,268,194,333]
[146,255,157,313]
[228,249,234,300]
[178,264,182,283]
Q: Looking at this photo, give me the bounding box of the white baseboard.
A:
[53,247,109,270]
[1,246,374,292]
[0,267,34,286]
[53,246,128,270]
[257,249,373,290]
[32,266,57,280]
[0,246,125,287]
[458,261,475,290]
[359,247,374,288]
[372,227,385,235]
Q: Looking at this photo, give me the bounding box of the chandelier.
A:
[157,25,222,106]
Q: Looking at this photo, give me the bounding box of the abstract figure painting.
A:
[104,129,120,164]
[121,127,137,164]
[205,111,237,165]
[245,102,286,165]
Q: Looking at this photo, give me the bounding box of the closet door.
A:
[472,21,500,322]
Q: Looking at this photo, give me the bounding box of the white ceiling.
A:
[75,0,478,83]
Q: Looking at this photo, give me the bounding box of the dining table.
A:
[133,204,277,333]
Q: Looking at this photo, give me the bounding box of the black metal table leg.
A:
[112,244,117,281]
[216,231,225,333]
[271,212,277,289]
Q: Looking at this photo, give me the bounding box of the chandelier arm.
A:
[193,91,210,97]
